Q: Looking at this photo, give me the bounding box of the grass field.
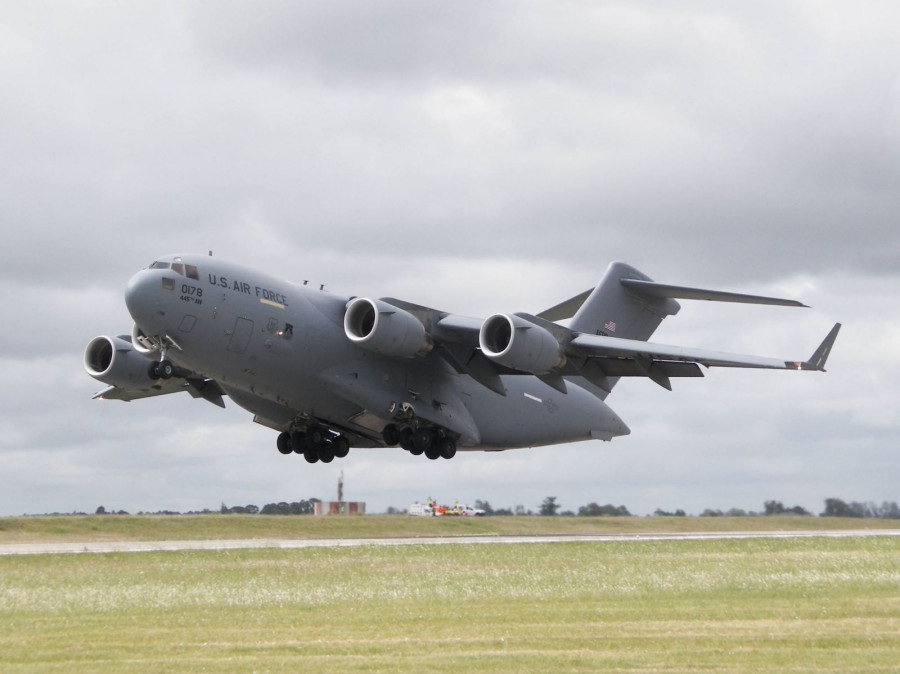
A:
[2,513,899,544]
[1,517,899,672]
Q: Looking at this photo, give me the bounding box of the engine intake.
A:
[479,314,565,374]
[344,298,432,358]
[84,335,156,389]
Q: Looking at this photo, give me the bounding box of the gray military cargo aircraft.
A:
[84,255,840,463]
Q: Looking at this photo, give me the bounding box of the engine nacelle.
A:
[84,335,156,389]
[479,314,565,374]
[344,298,432,358]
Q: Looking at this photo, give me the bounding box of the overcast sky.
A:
[2,1,898,517]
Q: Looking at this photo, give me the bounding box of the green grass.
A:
[2,514,899,544]
[1,536,899,672]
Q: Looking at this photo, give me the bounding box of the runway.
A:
[3,529,899,556]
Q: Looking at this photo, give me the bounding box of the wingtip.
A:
[803,322,841,371]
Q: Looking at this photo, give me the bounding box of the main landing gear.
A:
[276,426,351,464]
[382,423,457,460]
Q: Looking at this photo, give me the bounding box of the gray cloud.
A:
[0,1,897,516]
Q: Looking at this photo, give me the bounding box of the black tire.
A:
[399,427,415,452]
[318,444,335,463]
[148,361,160,379]
[158,359,174,379]
[305,426,325,452]
[332,436,350,458]
[276,432,292,455]
[439,437,457,460]
[413,428,434,452]
[424,445,441,460]
[290,431,306,454]
[303,447,319,463]
[382,424,400,446]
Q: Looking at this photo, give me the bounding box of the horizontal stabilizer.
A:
[620,278,808,307]
[537,289,593,321]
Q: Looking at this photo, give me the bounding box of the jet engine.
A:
[479,314,565,374]
[84,335,156,389]
[344,298,432,358]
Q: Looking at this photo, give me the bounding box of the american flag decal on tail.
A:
[604,320,617,333]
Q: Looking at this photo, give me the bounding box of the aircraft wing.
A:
[94,377,227,407]
[566,323,841,390]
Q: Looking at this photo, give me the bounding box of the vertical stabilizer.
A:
[570,262,680,341]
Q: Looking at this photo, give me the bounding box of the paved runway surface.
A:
[2,529,899,556]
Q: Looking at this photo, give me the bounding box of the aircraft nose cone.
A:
[124,269,160,323]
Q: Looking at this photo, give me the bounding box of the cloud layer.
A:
[1,1,897,516]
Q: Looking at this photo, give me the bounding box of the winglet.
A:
[789,323,841,371]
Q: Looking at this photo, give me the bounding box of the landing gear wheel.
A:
[439,437,457,460]
[276,432,292,455]
[382,424,400,447]
[424,445,441,460]
[303,447,319,463]
[148,361,160,379]
[399,427,415,452]
[304,425,325,453]
[332,436,350,458]
[413,428,434,452]
[290,431,306,454]
[318,443,335,463]
[158,359,174,379]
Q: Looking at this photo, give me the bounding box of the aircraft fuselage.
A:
[122,254,629,451]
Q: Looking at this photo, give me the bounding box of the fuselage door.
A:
[227,317,254,354]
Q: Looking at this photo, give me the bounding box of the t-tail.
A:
[539,261,825,397]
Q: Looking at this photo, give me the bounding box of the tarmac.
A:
[3,529,900,556]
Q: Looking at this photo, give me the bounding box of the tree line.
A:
[80,496,900,518]
[526,497,900,519]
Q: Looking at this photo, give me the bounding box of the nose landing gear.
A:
[148,359,174,380]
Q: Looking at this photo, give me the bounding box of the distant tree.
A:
[822,498,854,517]
[764,500,785,515]
[879,501,900,519]
[95,506,107,515]
[539,496,560,516]
[700,509,724,517]
[474,500,495,515]
[764,500,810,516]
[578,502,631,517]
[819,498,899,518]
[653,508,686,517]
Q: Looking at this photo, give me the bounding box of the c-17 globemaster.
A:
[84,255,840,463]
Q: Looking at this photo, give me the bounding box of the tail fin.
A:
[569,262,680,341]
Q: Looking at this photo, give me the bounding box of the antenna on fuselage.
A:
[208,250,213,256]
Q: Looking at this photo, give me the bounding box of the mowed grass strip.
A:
[2,514,899,544]
[1,537,898,672]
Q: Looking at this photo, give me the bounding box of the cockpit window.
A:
[149,259,199,279]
